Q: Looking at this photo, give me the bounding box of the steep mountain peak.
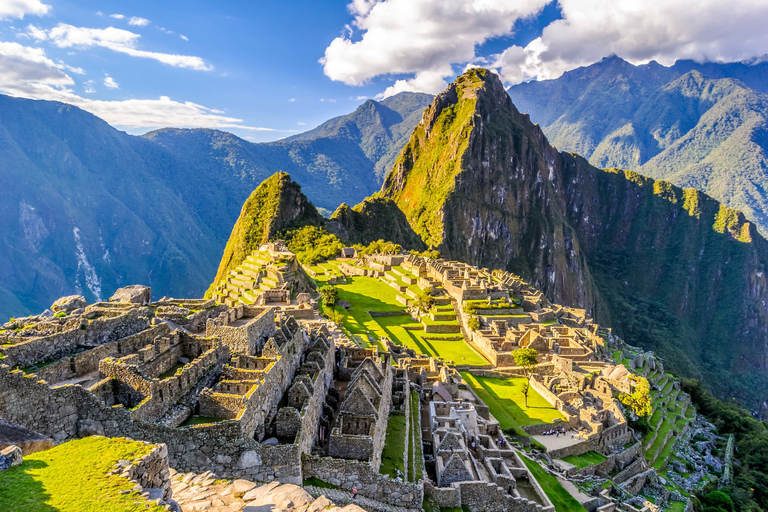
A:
[207,172,322,296]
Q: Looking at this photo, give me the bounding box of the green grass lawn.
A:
[0,437,166,512]
[409,390,423,482]
[376,315,486,365]
[461,373,565,432]
[315,273,486,363]
[521,455,587,512]
[560,451,607,469]
[380,414,406,479]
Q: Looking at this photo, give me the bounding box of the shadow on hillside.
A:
[0,459,59,511]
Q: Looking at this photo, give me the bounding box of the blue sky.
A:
[1,0,766,142]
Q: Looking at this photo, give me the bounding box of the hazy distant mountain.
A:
[0,92,431,320]
[508,55,768,234]
[145,92,433,216]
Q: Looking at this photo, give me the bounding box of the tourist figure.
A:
[352,487,358,500]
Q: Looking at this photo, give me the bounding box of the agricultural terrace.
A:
[311,266,487,365]
[462,372,565,435]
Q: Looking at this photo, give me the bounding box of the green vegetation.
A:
[521,455,587,512]
[461,373,564,434]
[383,69,490,247]
[318,285,339,307]
[302,477,339,489]
[0,436,166,512]
[282,225,344,265]
[207,172,322,296]
[380,414,406,479]
[560,451,607,469]
[513,347,540,407]
[683,379,768,511]
[409,390,423,482]
[618,375,652,418]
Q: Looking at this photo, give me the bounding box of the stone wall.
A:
[2,309,151,368]
[424,480,461,509]
[120,441,173,500]
[457,480,554,512]
[302,454,423,508]
[206,306,275,356]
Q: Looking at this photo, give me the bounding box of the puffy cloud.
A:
[320,0,550,95]
[0,40,275,132]
[323,0,768,95]
[128,17,150,27]
[109,14,124,19]
[0,0,49,20]
[494,0,768,83]
[103,74,118,89]
[28,23,212,70]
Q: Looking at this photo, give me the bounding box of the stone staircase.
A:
[212,252,285,307]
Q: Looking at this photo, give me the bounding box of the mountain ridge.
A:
[358,68,768,404]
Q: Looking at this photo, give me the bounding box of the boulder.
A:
[232,479,258,498]
[0,419,55,455]
[40,309,53,318]
[52,295,88,312]
[0,445,22,470]
[110,285,151,305]
[244,484,313,511]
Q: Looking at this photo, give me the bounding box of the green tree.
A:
[416,291,435,314]
[329,310,344,325]
[513,347,539,407]
[618,375,652,418]
[467,316,480,331]
[319,285,338,307]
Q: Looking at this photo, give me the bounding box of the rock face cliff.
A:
[207,172,322,296]
[374,69,768,403]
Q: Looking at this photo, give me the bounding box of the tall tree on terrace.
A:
[513,347,540,407]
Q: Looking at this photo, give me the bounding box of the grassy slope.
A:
[461,373,564,431]
[380,415,406,478]
[383,69,487,248]
[0,437,166,512]
[313,271,485,363]
[521,455,587,512]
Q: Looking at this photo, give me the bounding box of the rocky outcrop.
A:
[51,295,88,312]
[0,418,54,455]
[0,445,22,470]
[110,285,152,305]
[169,470,372,512]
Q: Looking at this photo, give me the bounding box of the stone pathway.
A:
[168,469,370,512]
[304,485,420,512]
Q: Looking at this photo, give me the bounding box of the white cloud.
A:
[103,74,118,89]
[323,0,768,95]
[297,121,305,125]
[494,0,768,84]
[0,40,280,132]
[319,98,336,103]
[0,0,49,20]
[28,23,212,70]
[109,14,124,19]
[95,11,103,16]
[288,98,296,102]
[128,17,150,27]
[179,34,188,41]
[320,0,550,96]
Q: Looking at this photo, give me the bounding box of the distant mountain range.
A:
[509,55,768,234]
[0,92,431,320]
